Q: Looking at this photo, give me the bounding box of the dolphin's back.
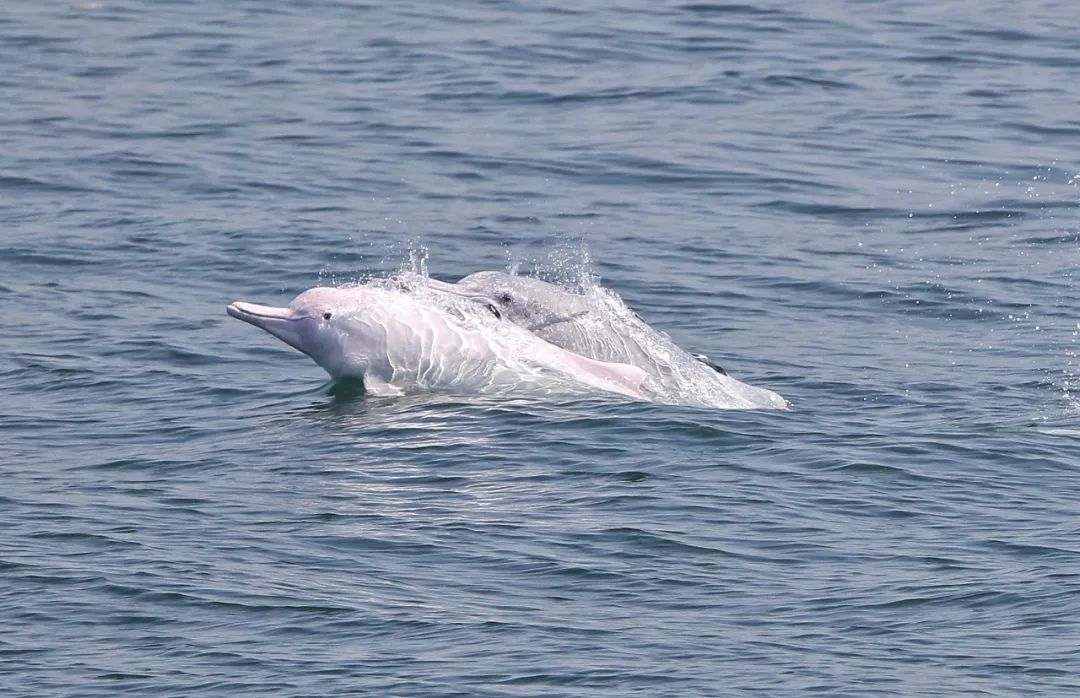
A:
[341,290,645,400]
[528,287,788,409]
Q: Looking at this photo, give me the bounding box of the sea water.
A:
[2,1,1079,695]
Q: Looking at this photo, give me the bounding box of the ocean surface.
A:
[3,1,1080,695]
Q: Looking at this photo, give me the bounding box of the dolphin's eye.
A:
[498,293,513,305]
[322,311,333,320]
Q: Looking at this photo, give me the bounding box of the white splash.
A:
[382,255,787,410]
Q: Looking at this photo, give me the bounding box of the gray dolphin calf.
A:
[228,285,647,400]
[424,271,788,410]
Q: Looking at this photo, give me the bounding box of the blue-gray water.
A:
[4,1,1080,695]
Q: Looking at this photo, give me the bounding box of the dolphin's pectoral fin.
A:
[558,352,647,400]
[691,353,727,375]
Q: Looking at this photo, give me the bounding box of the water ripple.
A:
[3,0,1080,696]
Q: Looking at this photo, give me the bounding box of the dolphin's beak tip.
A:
[225,301,297,327]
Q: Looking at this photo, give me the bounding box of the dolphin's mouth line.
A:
[527,310,590,332]
[227,303,304,322]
